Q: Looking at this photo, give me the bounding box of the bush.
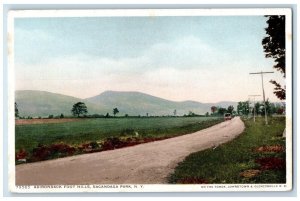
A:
[91,114,104,118]
[16,148,27,160]
[48,115,54,119]
[30,143,75,162]
[102,137,126,150]
[90,141,100,149]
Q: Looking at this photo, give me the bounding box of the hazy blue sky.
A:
[14,16,285,103]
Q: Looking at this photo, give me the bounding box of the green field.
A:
[16,117,223,153]
[168,116,286,184]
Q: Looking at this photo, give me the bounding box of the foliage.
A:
[237,101,250,115]
[91,114,104,118]
[30,143,76,162]
[254,102,261,115]
[113,108,119,117]
[60,113,64,118]
[252,100,284,116]
[188,111,196,116]
[217,107,227,115]
[168,117,286,184]
[270,80,286,100]
[15,102,19,118]
[262,15,286,100]
[89,141,100,149]
[227,105,234,114]
[211,106,217,114]
[71,102,88,117]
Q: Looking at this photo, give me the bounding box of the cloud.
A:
[15,35,284,102]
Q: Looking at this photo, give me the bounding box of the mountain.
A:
[87,90,181,116]
[15,90,237,117]
[15,90,106,117]
[86,90,237,116]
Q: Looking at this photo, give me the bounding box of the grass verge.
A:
[168,116,286,184]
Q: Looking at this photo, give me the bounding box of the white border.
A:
[285,8,293,194]
[7,10,16,194]
[9,8,291,17]
[7,8,293,193]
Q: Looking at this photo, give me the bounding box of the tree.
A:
[15,102,19,118]
[237,101,250,115]
[254,102,262,115]
[227,105,234,114]
[262,15,286,100]
[113,108,119,117]
[71,102,88,117]
[173,109,177,116]
[217,107,227,115]
[188,111,196,116]
[211,106,217,114]
[261,99,276,116]
[275,103,285,114]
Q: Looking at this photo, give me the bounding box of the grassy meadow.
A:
[168,116,286,184]
[15,116,223,154]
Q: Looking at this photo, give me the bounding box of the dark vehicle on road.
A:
[224,113,232,120]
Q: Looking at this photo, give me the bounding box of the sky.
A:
[14,16,285,103]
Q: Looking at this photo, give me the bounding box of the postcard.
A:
[7,8,292,193]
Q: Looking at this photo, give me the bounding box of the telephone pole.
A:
[248,95,261,122]
[249,71,274,125]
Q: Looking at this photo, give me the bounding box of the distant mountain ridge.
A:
[15,90,237,117]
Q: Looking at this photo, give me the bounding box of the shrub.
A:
[102,137,126,150]
[30,143,75,162]
[90,141,100,149]
[16,148,27,160]
[91,114,104,118]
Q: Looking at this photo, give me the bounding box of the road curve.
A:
[16,117,245,185]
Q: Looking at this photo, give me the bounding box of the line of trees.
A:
[210,105,236,116]
[15,100,285,119]
[237,100,285,116]
[71,102,121,118]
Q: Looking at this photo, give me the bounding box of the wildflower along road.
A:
[16,117,245,185]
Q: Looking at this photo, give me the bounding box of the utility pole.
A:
[249,71,274,125]
[248,95,261,122]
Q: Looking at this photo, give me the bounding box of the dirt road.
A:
[16,117,245,185]
[15,118,82,125]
